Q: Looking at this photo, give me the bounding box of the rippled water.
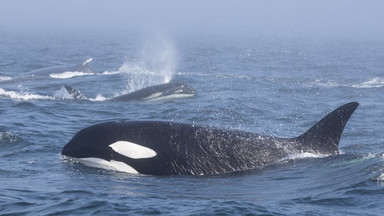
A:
[1,33,384,215]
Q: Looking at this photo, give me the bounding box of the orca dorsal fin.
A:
[64,85,87,100]
[74,58,93,73]
[296,102,359,155]
[82,58,93,66]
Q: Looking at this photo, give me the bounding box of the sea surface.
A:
[1,32,384,215]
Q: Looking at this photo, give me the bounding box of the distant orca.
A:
[64,82,196,102]
[62,102,359,175]
[24,58,94,79]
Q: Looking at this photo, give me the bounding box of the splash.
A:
[54,86,75,99]
[49,71,95,79]
[275,151,329,165]
[89,94,107,102]
[377,173,384,181]
[0,76,12,81]
[352,78,384,88]
[311,79,341,88]
[0,87,55,101]
[119,35,177,93]
[0,132,21,144]
[311,78,384,89]
[55,86,107,101]
[284,152,329,160]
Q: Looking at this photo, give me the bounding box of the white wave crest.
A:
[352,78,384,88]
[89,94,107,102]
[310,78,384,89]
[311,79,342,88]
[377,173,384,181]
[0,132,20,144]
[0,87,55,101]
[274,152,329,166]
[54,87,107,101]
[0,76,12,81]
[362,152,378,160]
[101,70,122,75]
[54,87,73,99]
[49,71,95,79]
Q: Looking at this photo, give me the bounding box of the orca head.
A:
[61,121,158,173]
[61,122,117,160]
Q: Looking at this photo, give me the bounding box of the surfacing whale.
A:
[24,58,94,79]
[64,82,196,102]
[0,58,95,84]
[61,102,359,176]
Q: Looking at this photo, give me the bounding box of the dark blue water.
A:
[1,33,384,215]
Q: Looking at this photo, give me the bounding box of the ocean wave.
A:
[0,132,21,144]
[54,87,75,100]
[54,87,108,102]
[89,94,107,102]
[0,88,55,101]
[101,70,122,75]
[352,78,384,88]
[377,173,384,182]
[310,78,384,89]
[311,79,342,88]
[0,76,12,81]
[373,153,384,182]
[362,152,378,160]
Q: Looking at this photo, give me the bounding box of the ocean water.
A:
[1,33,384,215]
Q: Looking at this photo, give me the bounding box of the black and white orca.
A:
[61,102,359,175]
[64,82,196,102]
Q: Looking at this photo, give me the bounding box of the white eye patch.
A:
[109,141,157,159]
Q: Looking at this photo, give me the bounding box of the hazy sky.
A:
[1,0,384,40]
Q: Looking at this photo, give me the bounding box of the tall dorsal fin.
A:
[82,58,93,66]
[296,102,359,154]
[64,85,87,100]
[74,58,93,73]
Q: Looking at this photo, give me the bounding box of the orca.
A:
[61,102,359,176]
[64,82,196,102]
[24,58,94,79]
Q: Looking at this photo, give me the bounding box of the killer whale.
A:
[0,58,95,84]
[64,82,196,102]
[61,102,359,176]
[24,58,94,79]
